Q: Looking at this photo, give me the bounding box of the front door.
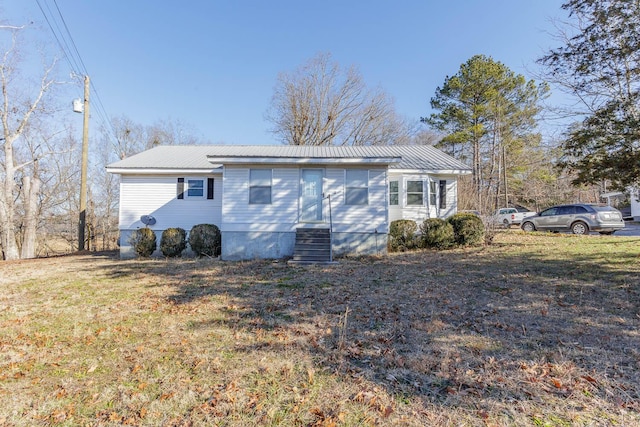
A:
[301,169,324,222]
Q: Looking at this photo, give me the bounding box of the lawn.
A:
[1,232,639,426]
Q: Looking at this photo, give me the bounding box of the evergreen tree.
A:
[540,0,640,190]
[423,55,547,210]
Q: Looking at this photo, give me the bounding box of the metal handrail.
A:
[323,193,334,262]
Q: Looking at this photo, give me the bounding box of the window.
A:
[187,179,204,197]
[177,177,214,200]
[389,180,399,206]
[345,170,369,205]
[439,180,447,209]
[249,169,272,204]
[407,180,424,206]
[429,181,437,206]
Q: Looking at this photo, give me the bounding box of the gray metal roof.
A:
[106,145,471,173]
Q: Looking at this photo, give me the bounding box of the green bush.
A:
[447,213,485,246]
[128,227,157,257]
[160,227,187,257]
[388,219,418,252]
[420,218,455,249]
[188,224,221,257]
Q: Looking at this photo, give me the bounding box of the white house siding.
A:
[221,165,389,260]
[221,166,299,260]
[388,173,458,224]
[118,174,222,258]
[222,166,299,231]
[323,167,389,256]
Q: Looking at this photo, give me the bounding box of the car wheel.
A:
[522,221,535,232]
[571,221,588,235]
[503,219,510,229]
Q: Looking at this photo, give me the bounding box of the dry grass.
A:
[1,231,639,426]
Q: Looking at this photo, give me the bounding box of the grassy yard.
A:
[1,232,639,426]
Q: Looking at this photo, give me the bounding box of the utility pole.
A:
[78,75,90,251]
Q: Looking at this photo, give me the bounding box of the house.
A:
[106,145,471,260]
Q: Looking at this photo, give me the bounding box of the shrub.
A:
[388,219,418,252]
[447,213,485,246]
[420,218,455,249]
[128,227,157,257]
[160,227,187,257]
[188,224,221,257]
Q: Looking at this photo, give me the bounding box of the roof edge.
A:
[205,156,402,165]
[106,167,222,175]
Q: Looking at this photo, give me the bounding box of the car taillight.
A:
[511,214,515,220]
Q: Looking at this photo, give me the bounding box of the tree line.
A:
[1,0,638,260]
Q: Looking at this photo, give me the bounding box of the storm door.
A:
[300,169,324,222]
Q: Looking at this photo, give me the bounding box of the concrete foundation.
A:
[221,231,296,261]
[331,232,388,257]
[119,229,389,260]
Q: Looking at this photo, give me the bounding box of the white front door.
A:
[300,169,324,222]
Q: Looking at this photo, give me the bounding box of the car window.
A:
[540,207,558,217]
[575,206,589,213]
[558,206,576,215]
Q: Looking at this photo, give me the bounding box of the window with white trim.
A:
[389,180,399,206]
[406,180,424,206]
[439,180,447,208]
[345,170,369,205]
[249,169,272,204]
[187,179,204,197]
[429,181,437,206]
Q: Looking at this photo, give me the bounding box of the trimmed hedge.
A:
[420,218,455,249]
[447,213,485,246]
[388,219,418,252]
[160,227,187,257]
[188,224,221,257]
[128,227,157,257]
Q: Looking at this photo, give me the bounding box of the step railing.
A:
[323,192,333,263]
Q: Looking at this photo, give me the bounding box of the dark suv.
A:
[521,204,625,235]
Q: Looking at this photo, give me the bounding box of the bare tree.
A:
[89,116,207,252]
[266,52,411,146]
[0,25,61,260]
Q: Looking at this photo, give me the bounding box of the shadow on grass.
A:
[90,237,640,420]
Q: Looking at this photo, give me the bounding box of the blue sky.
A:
[4,1,566,145]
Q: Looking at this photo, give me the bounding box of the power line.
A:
[52,0,89,77]
[35,0,118,143]
[34,0,81,78]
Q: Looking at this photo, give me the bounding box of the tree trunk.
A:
[1,136,20,260]
[20,175,41,259]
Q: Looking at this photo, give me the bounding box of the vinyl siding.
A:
[328,167,389,233]
[222,166,389,233]
[119,174,222,231]
[222,166,299,232]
